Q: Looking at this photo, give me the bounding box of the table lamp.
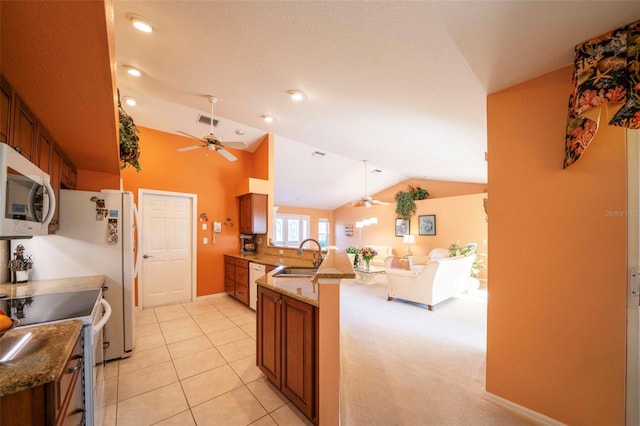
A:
[403,234,415,256]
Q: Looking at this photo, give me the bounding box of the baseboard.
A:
[483,392,566,425]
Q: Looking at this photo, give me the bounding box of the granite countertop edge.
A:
[0,275,106,298]
[0,319,84,397]
[255,250,355,307]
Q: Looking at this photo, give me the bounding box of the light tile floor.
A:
[103,296,313,426]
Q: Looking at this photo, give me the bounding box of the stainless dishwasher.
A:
[249,262,265,311]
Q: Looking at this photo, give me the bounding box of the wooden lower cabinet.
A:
[0,332,84,426]
[257,286,318,424]
[223,256,250,306]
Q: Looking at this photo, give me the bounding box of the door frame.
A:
[137,188,198,309]
[627,129,640,426]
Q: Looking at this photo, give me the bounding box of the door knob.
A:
[143,255,153,259]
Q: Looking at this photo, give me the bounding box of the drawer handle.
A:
[67,357,83,374]
[67,364,81,374]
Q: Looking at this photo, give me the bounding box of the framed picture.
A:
[418,215,436,236]
[395,218,410,237]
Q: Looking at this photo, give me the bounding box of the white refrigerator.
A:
[13,189,139,361]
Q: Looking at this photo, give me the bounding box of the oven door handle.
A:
[92,298,112,336]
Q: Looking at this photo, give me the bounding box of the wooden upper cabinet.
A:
[11,96,37,161]
[238,193,267,235]
[36,123,52,173]
[0,76,13,144]
[61,154,77,189]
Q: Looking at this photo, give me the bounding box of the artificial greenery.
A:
[118,89,141,172]
[346,246,360,267]
[395,190,417,219]
[448,241,485,278]
[119,107,141,171]
[395,184,429,219]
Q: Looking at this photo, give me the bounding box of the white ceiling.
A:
[113,1,640,210]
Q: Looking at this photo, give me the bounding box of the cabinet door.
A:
[238,193,267,234]
[48,144,61,233]
[60,154,77,189]
[257,286,281,386]
[36,123,52,173]
[0,76,13,144]
[281,295,316,419]
[11,96,37,161]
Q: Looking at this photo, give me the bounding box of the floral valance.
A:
[564,20,640,168]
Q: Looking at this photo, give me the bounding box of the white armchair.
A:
[366,245,393,267]
[385,254,476,310]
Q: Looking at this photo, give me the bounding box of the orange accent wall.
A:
[373,178,487,202]
[76,170,120,191]
[120,126,268,298]
[487,67,627,423]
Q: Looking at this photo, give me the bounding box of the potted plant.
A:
[118,90,142,172]
[395,184,430,219]
[346,246,360,267]
[448,241,486,288]
[395,190,416,219]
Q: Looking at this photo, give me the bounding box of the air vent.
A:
[312,151,326,157]
[371,168,382,173]
[197,114,219,127]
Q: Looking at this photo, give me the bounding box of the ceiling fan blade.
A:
[177,144,206,152]
[222,141,248,149]
[370,199,390,206]
[176,130,204,141]
[217,148,238,162]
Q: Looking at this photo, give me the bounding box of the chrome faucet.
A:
[298,239,324,268]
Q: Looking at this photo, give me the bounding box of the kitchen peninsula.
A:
[254,249,354,425]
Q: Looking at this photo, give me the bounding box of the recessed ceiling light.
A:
[128,14,154,33]
[235,130,245,135]
[124,65,142,77]
[262,115,274,123]
[287,90,306,101]
[122,96,137,106]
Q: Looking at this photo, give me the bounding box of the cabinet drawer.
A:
[55,334,83,415]
[224,263,235,279]
[235,283,249,305]
[224,278,235,294]
[235,268,248,285]
[234,258,249,268]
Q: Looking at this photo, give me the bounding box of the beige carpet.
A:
[339,279,537,426]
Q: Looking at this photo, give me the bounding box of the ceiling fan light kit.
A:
[351,160,390,208]
[176,95,248,162]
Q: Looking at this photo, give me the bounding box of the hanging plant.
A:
[118,90,141,171]
[395,190,417,219]
[408,184,429,200]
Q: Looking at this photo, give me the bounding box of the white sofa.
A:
[385,254,476,310]
[405,247,449,271]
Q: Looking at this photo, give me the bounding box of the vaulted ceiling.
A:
[3,1,640,210]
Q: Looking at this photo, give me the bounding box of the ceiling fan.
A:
[351,160,390,208]
[176,95,248,161]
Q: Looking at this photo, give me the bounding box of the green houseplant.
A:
[448,241,485,278]
[346,246,360,267]
[118,90,142,172]
[395,184,430,219]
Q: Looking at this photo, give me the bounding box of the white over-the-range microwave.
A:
[0,142,56,239]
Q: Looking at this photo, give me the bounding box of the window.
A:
[318,218,330,247]
[273,214,310,247]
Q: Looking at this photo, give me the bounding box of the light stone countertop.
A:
[256,249,356,306]
[0,275,106,298]
[0,319,83,396]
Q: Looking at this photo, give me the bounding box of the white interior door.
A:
[139,190,195,308]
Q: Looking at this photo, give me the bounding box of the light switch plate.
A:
[202,223,207,230]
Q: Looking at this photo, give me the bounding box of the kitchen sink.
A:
[0,288,101,327]
[272,267,318,278]
[0,330,43,362]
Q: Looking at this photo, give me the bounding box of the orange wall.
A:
[487,67,627,423]
[374,178,487,202]
[333,193,487,268]
[120,126,268,298]
[76,169,120,191]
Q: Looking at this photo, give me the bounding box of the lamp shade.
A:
[403,234,415,244]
